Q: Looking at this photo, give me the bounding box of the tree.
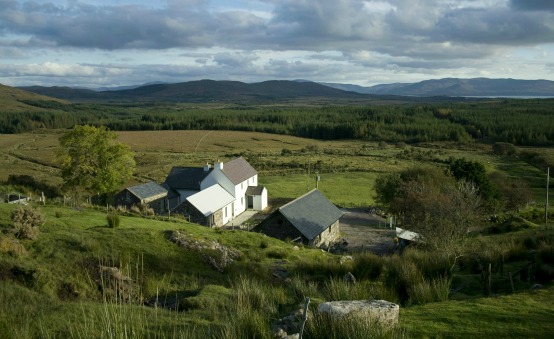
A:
[375,167,483,272]
[449,158,498,204]
[57,125,135,195]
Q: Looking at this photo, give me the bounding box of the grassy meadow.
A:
[1,129,554,338]
[1,129,551,205]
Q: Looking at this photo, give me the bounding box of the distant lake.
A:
[462,95,554,99]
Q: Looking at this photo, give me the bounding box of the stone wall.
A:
[173,201,225,227]
[310,220,340,247]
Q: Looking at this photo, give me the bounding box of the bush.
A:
[106,212,120,228]
[10,206,44,240]
[352,253,384,280]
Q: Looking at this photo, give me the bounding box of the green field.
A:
[1,130,550,205]
[1,129,554,337]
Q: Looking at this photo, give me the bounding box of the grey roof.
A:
[186,184,235,217]
[246,186,265,196]
[221,157,257,185]
[279,189,344,240]
[164,167,212,190]
[127,181,168,200]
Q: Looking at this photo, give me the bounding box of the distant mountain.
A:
[20,80,368,103]
[324,78,554,97]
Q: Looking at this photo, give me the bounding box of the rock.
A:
[293,245,300,251]
[530,283,543,290]
[318,299,399,327]
[272,303,311,338]
[97,265,139,302]
[169,231,242,272]
[339,255,353,265]
[343,272,356,284]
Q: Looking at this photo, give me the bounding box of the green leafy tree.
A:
[57,125,135,195]
[449,158,498,204]
[375,167,482,272]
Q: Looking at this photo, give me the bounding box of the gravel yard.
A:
[339,208,397,255]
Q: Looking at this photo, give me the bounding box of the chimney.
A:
[215,159,224,170]
[203,163,211,172]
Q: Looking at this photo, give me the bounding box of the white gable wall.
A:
[200,164,259,219]
[201,169,234,194]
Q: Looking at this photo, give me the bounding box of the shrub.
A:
[106,212,120,228]
[352,253,384,280]
[10,206,44,240]
[0,236,27,256]
[259,239,268,249]
[265,247,288,259]
[54,211,63,218]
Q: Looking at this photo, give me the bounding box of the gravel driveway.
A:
[339,208,397,255]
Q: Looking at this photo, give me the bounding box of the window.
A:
[241,197,244,205]
[224,206,227,218]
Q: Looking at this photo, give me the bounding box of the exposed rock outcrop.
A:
[318,299,399,327]
[169,230,242,272]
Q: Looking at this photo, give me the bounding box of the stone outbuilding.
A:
[254,189,343,247]
[115,181,168,214]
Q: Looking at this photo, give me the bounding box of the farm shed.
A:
[246,186,268,211]
[395,227,421,250]
[254,189,343,247]
[115,181,168,214]
[173,184,235,227]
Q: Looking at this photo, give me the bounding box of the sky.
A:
[1,0,554,88]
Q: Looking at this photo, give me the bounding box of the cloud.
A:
[1,0,553,87]
[510,0,554,11]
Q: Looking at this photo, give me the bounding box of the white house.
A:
[168,157,267,227]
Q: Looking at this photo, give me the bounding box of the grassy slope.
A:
[0,202,333,337]
[0,84,67,112]
[402,287,554,338]
[2,202,554,338]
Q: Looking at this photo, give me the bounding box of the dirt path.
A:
[339,208,396,255]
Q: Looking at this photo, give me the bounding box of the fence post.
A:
[299,297,310,339]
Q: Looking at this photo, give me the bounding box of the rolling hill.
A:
[324,78,554,97]
[0,83,68,112]
[20,80,369,103]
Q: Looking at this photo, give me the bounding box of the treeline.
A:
[1,99,553,145]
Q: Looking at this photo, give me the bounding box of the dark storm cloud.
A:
[510,0,554,11]
[435,7,554,45]
[1,0,553,53]
[0,1,217,49]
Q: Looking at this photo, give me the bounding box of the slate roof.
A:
[221,157,257,185]
[164,167,211,190]
[127,181,168,200]
[186,184,235,217]
[279,189,344,240]
[246,186,265,196]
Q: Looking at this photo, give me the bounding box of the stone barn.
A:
[254,189,343,247]
[115,181,168,214]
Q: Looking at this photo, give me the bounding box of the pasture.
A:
[0,129,550,206]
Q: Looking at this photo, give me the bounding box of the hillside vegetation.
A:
[2,83,553,146]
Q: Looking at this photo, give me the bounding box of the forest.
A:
[1,98,553,146]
